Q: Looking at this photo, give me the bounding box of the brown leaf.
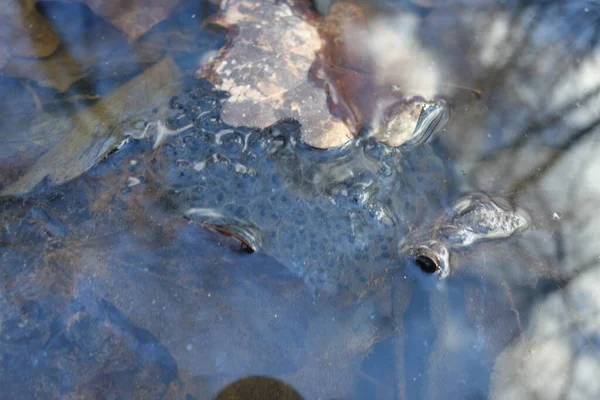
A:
[2,47,106,93]
[62,0,183,41]
[1,0,182,92]
[315,1,442,147]
[0,0,60,58]
[199,0,353,149]
[1,26,140,93]
[1,56,182,197]
[200,0,444,149]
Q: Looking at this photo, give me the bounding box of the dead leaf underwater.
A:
[0,0,183,92]
[200,0,446,149]
[0,57,182,196]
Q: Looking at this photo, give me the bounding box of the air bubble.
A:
[364,140,392,161]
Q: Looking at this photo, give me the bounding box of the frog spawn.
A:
[143,85,530,296]
[147,102,401,295]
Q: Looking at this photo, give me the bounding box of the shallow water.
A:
[1,1,600,399]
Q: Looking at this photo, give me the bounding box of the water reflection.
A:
[1,0,599,399]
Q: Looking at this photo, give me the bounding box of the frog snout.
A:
[401,192,531,279]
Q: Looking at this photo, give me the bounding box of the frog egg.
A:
[216,130,246,158]
[291,206,310,227]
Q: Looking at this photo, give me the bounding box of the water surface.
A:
[1,1,599,399]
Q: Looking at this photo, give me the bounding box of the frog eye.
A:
[184,208,263,254]
[407,240,450,278]
[415,254,438,274]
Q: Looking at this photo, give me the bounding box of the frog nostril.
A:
[415,254,438,274]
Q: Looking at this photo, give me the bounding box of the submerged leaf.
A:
[0,0,60,58]
[199,0,353,149]
[1,0,184,92]
[200,0,446,149]
[1,56,182,197]
[315,1,446,147]
[61,0,183,41]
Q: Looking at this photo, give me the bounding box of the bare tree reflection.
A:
[411,1,600,398]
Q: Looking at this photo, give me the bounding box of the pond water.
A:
[1,1,599,399]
